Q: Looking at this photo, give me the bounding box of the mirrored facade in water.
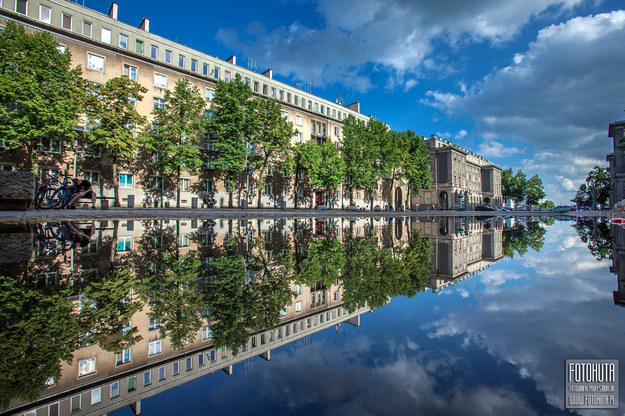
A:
[0,216,507,416]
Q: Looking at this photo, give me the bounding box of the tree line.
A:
[501,168,546,207]
[0,22,432,208]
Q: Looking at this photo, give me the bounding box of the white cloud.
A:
[215,0,586,91]
[424,11,625,201]
[455,129,468,139]
[477,141,524,158]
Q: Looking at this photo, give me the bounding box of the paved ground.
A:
[0,207,609,224]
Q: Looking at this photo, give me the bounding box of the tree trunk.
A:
[176,166,181,208]
[112,155,120,207]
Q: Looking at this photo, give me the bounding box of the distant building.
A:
[411,135,502,210]
[607,120,625,206]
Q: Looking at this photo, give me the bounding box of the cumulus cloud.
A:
[424,11,625,201]
[477,141,524,158]
[455,129,468,139]
[215,0,586,90]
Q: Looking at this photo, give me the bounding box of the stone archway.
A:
[394,187,403,210]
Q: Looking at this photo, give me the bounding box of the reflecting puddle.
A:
[0,216,620,415]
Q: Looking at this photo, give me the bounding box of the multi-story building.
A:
[607,120,625,206]
[412,135,502,210]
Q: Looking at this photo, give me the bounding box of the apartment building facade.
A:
[607,120,625,207]
[411,135,503,210]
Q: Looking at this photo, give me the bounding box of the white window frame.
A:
[78,357,96,377]
[15,0,27,15]
[154,73,167,89]
[119,173,134,189]
[295,301,302,312]
[148,340,162,356]
[116,348,132,365]
[202,326,212,340]
[39,5,51,23]
[296,115,303,126]
[87,53,104,72]
[91,387,102,405]
[110,381,120,398]
[101,27,111,44]
[123,64,138,81]
[179,178,190,192]
[150,44,158,59]
[296,132,303,143]
[62,13,72,30]
[82,21,92,38]
[205,88,215,101]
[119,34,128,49]
[117,236,132,252]
[165,50,172,63]
[70,394,81,412]
[191,59,197,72]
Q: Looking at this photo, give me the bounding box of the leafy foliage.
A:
[572,166,610,208]
[0,22,86,170]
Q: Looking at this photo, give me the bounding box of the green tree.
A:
[295,239,346,287]
[138,253,204,350]
[143,79,206,207]
[572,166,609,208]
[0,21,86,171]
[86,76,148,206]
[78,268,143,353]
[209,74,258,196]
[251,98,295,208]
[404,131,432,200]
[0,275,81,408]
[502,220,546,258]
[501,168,514,205]
[537,200,556,209]
[341,115,378,205]
[294,140,322,207]
[573,218,612,260]
[525,174,546,206]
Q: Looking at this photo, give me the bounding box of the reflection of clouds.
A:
[479,269,526,286]
[424,223,620,413]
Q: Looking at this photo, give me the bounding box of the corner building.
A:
[0,0,377,209]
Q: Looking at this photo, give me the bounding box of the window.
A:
[143,371,152,386]
[83,21,92,37]
[271,87,276,97]
[202,326,212,340]
[335,127,340,136]
[334,291,340,300]
[39,5,51,23]
[186,357,193,371]
[110,381,119,398]
[87,53,104,72]
[165,50,172,63]
[287,92,292,103]
[128,376,136,392]
[191,59,197,72]
[214,67,219,79]
[101,28,111,44]
[151,176,163,190]
[296,115,303,126]
[205,88,215,101]
[135,39,144,54]
[62,13,72,30]
[245,77,250,85]
[295,301,302,312]
[154,73,167,88]
[153,97,165,110]
[204,180,214,193]
[119,173,133,188]
[210,350,216,361]
[179,234,189,247]
[264,184,272,195]
[225,71,231,82]
[123,64,138,81]
[149,340,162,356]
[173,361,180,375]
[78,357,96,376]
[117,236,132,252]
[16,0,27,15]
[150,44,158,59]
[203,63,209,75]
[119,34,128,49]
[254,81,259,92]
[178,55,185,68]
[116,348,131,365]
[321,104,324,114]
[91,388,101,405]
[295,284,303,295]
[296,132,303,143]
[281,110,289,120]
[180,178,190,192]
[56,44,66,54]
[148,316,162,330]
[280,306,288,317]
[263,85,268,95]
[158,366,166,380]
[198,353,205,366]
[204,158,216,170]
[70,395,81,412]
[40,137,61,153]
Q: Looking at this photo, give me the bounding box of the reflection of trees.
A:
[205,241,293,356]
[0,275,81,408]
[295,239,346,288]
[342,233,432,312]
[137,253,204,350]
[502,220,546,258]
[573,218,611,261]
[78,268,143,353]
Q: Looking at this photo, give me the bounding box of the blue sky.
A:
[85,0,625,203]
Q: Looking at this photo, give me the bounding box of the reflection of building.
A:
[607,120,625,206]
[411,217,503,291]
[11,302,369,416]
[412,136,502,210]
[610,222,625,306]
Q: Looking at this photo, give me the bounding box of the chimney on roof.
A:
[108,2,118,20]
[226,55,236,65]
[346,101,360,114]
[262,69,273,79]
[431,134,436,140]
[139,17,150,32]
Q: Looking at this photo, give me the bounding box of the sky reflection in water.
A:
[110,220,618,416]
